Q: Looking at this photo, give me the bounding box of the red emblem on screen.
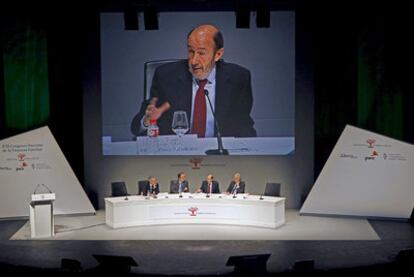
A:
[366,139,376,148]
[188,207,198,216]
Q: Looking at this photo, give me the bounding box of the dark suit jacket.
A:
[170,180,189,193]
[131,59,256,137]
[200,180,220,194]
[139,181,160,196]
[226,181,246,194]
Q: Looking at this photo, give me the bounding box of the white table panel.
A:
[105,194,285,229]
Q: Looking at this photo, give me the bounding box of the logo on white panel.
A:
[366,139,376,148]
[17,153,28,170]
[381,153,407,161]
[353,139,391,148]
[339,154,358,159]
[365,150,379,161]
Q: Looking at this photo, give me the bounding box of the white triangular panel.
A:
[300,125,414,219]
[0,126,95,218]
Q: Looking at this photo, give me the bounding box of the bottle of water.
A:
[147,119,159,137]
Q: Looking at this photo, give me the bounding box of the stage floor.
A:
[1,212,413,275]
[10,209,380,240]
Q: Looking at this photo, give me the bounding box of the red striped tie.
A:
[192,79,208,137]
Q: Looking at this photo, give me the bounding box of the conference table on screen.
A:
[105,193,285,229]
[102,134,294,155]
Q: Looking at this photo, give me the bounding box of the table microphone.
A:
[204,89,229,155]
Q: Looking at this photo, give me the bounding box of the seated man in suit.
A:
[131,24,256,138]
[170,172,190,193]
[226,172,246,195]
[139,176,160,196]
[197,174,220,194]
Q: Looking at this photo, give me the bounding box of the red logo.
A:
[190,157,203,169]
[366,139,376,148]
[188,207,198,216]
[372,150,379,156]
[17,153,26,161]
[17,153,28,168]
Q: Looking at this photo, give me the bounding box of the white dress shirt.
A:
[191,67,216,137]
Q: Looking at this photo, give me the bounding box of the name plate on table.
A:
[149,205,241,219]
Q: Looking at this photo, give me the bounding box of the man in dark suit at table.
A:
[139,176,160,196]
[131,24,256,138]
[226,172,246,195]
[197,174,220,194]
[170,172,190,194]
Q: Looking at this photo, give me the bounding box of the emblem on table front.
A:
[188,207,198,216]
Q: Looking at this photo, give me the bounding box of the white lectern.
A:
[30,193,55,238]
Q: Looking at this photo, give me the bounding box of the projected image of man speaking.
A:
[131,24,257,138]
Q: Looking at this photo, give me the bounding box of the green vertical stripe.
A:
[358,23,403,139]
[2,20,49,129]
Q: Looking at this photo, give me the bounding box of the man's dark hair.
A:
[187,26,224,52]
[177,172,184,179]
[213,31,224,51]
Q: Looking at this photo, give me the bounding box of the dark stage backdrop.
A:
[1,10,86,191]
[1,1,413,209]
[313,3,414,175]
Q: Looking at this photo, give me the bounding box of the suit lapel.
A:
[215,61,231,134]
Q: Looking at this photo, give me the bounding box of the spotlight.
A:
[144,7,159,30]
[396,248,414,265]
[236,7,250,28]
[291,259,315,272]
[226,254,271,274]
[61,258,82,272]
[256,6,270,28]
[91,254,138,274]
[123,10,139,31]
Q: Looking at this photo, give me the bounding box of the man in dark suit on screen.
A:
[170,172,190,194]
[131,24,256,138]
[197,174,220,194]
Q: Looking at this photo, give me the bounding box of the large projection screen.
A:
[100,11,295,156]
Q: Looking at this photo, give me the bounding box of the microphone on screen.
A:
[204,89,229,155]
